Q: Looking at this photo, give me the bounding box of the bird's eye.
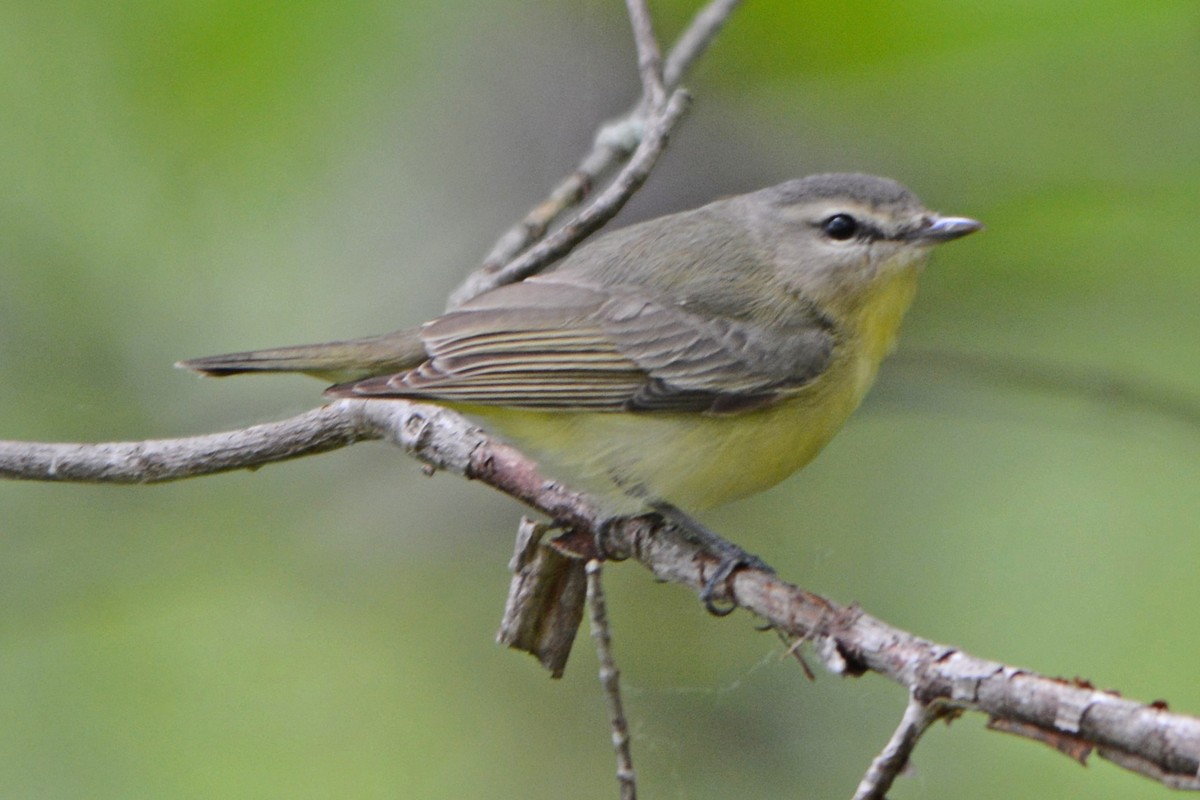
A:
[820,213,859,241]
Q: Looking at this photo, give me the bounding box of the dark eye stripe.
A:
[818,213,891,242]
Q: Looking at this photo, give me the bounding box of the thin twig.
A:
[587,560,637,800]
[449,0,742,308]
[447,89,690,308]
[624,0,666,107]
[854,695,949,800]
[662,0,743,89]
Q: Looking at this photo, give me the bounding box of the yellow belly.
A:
[460,266,920,513]
[462,359,868,512]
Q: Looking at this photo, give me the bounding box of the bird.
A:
[179,173,981,609]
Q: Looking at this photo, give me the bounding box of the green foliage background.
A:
[2,1,1198,797]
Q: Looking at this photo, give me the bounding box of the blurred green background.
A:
[2,1,1198,797]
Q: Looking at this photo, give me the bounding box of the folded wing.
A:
[328,277,835,414]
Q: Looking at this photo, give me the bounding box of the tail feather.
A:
[176,327,426,384]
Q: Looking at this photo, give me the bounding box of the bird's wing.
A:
[329,277,835,414]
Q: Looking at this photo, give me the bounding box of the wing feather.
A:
[332,276,835,413]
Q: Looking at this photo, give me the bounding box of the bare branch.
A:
[3,393,1199,790]
[0,400,484,487]
[476,431,1200,791]
[446,89,690,308]
[587,560,638,800]
[662,0,743,90]
[633,543,1200,792]
[854,695,952,800]
[450,0,742,308]
[624,0,666,107]
[0,403,376,483]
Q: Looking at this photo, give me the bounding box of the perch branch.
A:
[3,399,1198,791]
[0,403,376,483]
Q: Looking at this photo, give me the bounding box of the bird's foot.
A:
[651,502,773,616]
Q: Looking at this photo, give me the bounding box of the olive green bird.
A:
[180,173,980,605]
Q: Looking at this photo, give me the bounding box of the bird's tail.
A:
[176,327,425,384]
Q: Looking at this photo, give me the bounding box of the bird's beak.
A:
[911,215,983,243]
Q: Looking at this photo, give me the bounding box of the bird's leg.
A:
[591,515,626,561]
[650,502,774,616]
